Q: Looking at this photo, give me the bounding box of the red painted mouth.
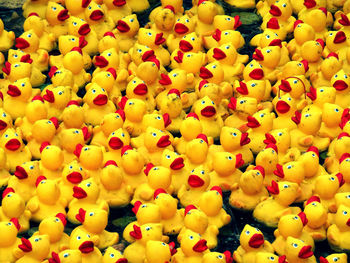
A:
[82,0,91,8]
[213,48,226,60]
[157,135,171,148]
[14,166,28,179]
[346,218,350,227]
[333,80,348,91]
[57,9,69,21]
[240,132,250,146]
[113,0,126,6]
[0,120,7,130]
[201,106,216,117]
[116,20,130,33]
[304,0,316,8]
[133,83,148,95]
[192,239,208,252]
[109,137,124,150]
[78,23,91,35]
[19,237,32,252]
[155,33,166,45]
[7,85,21,97]
[334,31,346,44]
[94,55,109,68]
[159,73,172,85]
[276,100,291,114]
[66,172,83,184]
[43,90,55,103]
[179,40,193,52]
[15,38,30,49]
[269,39,282,48]
[269,5,282,16]
[188,174,205,187]
[279,79,291,92]
[142,50,155,62]
[20,54,32,64]
[247,116,261,128]
[248,233,264,248]
[298,245,313,259]
[2,62,11,75]
[90,10,104,21]
[93,94,108,105]
[249,68,264,80]
[253,49,264,61]
[5,139,21,151]
[79,241,94,254]
[174,23,189,34]
[170,157,184,170]
[73,186,87,199]
[199,67,213,79]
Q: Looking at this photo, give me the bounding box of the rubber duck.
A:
[325,133,350,173]
[166,14,196,53]
[193,0,218,36]
[65,0,90,19]
[254,144,279,186]
[324,30,350,60]
[44,250,82,263]
[104,128,130,165]
[272,212,314,256]
[230,166,269,211]
[253,180,301,227]
[103,246,127,263]
[74,144,104,181]
[67,178,109,224]
[39,142,64,180]
[13,235,50,263]
[133,61,162,97]
[132,165,173,204]
[303,196,328,241]
[15,29,50,72]
[119,98,146,137]
[0,218,21,262]
[103,0,131,24]
[319,253,348,263]
[145,240,176,263]
[318,103,344,140]
[305,86,336,113]
[272,93,298,130]
[58,128,89,164]
[276,60,309,83]
[233,224,274,263]
[287,21,316,58]
[338,153,350,192]
[327,204,350,251]
[149,0,184,21]
[46,67,79,95]
[0,188,31,233]
[170,51,206,80]
[126,76,156,112]
[113,14,140,52]
[233,79,271,108]
[188,0,225,15]
[172,229,209,263]
[154,189,185,235]
[298,146,326,185]
[299,5,330,40]
[184,134,212,172]
[284,236,316,263]
[92,48,121,75]
[136,127,173,165]
[266,130,298,164]
[69,227,103,263]
[45,2,70,40]
[42,86,74,119]
[0,128,32,172]
[255,252,287,263]
[252,46,283,82]
[208,152,243,191]
[178,165,210,207]
[57,100,86,131]
[97,31,119,54]
[149,6,176,41]
[330,69,350,109]
[0,18,15,51]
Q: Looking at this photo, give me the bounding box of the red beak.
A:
[108,137,124,150]
[269,39,282,48]
[0,120,7,130]
[5,138,21,151]
[155,33,166,45]
[334,31,346,44]
[157,135,171,148]
[201,106,216,117]
[199,67,213,79]
[43,90,55,103]
[18,237,32,252]
[276,100,291,114]
[142,50,155,62]
[90,10,104,21]
[174,23,189,34]
[269,5,282,16]
[113,0,126,6]
[66,172,83,184]
[79,241,94,254]
[279,79,291,92]
[2,62,11,75]
[179,40,193,52]
[304,0,316,8]
[82,0,91,8]
[170,157,184,170]
[15,38,30,49]
[14,166,28,179]
[253,49,264,61]
[346,218,350,227]
[188,174,205,187]
[159,73,172,85]
[20,54,32,64]
[93,94,108,105]
[213,48,226,60]
[192,239,208,252]
[7,85,21,97]
[57,9,69,21]
[249,68,264,80]
[248,233,264,248]
[133,83,148,95]
[240,132,250,146]
[116,20,130,33]
[73,186,88,199]
[333,80,348,91]
[298,246,313,259]
[78,23,91,35]
[94,55,109,68]
[247,116,261,128]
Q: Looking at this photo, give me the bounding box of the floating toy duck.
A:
[318,103,344,140]
[42,86,74,119]
[319,253,348,263]
[299,5,330,39]
[310,53,342,88]
[22,0,49,18]
[126,76,156,111]
[120,98,147,137]
[103,0,131,24]
[330,69,350,109]
[284,236,316,263]
[13,235,50,263]
[298,146,326,185]
[233,224,274,263]
[39,143,64,180]
[149,0,184,22]
[272,93,298,130]
[58,128,88,164]
[253,180,301,227]
[303,196,328,241]
[325,133,350,173]
[230,166,269,211]
[306,86,336,113]
[103,246,127,263]
[233,79,271,108]
[149,5,176,40]
[145,240,176,263]
[0,218,21,262]
[74,144,104,181]
[0,18,15,51]
[97,31,120,54]
[65,0,91,19]
[67,178,109,224]
[46,67,79,95]
[184,134,212,172]
[0,188,31,233]
[254,144,279,186]
[287,21,315,58]
[45,2,70,40]
[104,128,130,165]
[113,14,140,52]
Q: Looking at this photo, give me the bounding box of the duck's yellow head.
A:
[84,1,104,24]
[145,165,172,190]
[50,67,76,89]
[212,151,241,176]
[137,223,164,246]
[315,172,344,199]
[278,212,308,238]
[294,21,315,44]
[334,133,350,160]
[76,208,109,234]
[38,213,66,242]
[116,14,140,37]
[63,48,85,74]
[83,83,109,108]
[331,69,350,92]
[174,14,195,36]
[62,160,86,185]
[334,204,350,231]
[103,246,126,263]
[240,166,265,194]
[135,61,159,85]
[17,235,50,260]
[43,86,73,111]
[138,28,166,49]
[1,188,25,218]
[6,78,32,102]
[161,149,184,172]
[154,189,178,219]
[228,96,258,119]
[145,240,173,263]
[144,127,171,152]
[3,62,32,82]
[0,128,24,153]
[94,48,119,69]
[197,0,217,24]
[304,196,327,229]
[203,251,231,263]
[174,51,206,74]
[7,49,30,64]
[107,128,130,152]
[255,144,279,174]
[15,29,39,53]
[240,224,265,251]
[307,86,336,107]
[126,76,149,99]
[25,96,48,124]
[154,6,176,32]
[32,118,57,143]
[159,90,183,119]
[319,53,342,81]
[133,201,161,225]
[121,146,145,175]
[72,178,100,202]
[183,205,208,234]
[199,62,224,84]
[269,0,292,20]
[298,146,319,178]
[279,61,307,79]
[46,2,69,25]
[98,32,119,53]
[294,110,322,135]
[198,186,225,217]
[247,109,275,131]
[235,80,265,103]
[58,35,81,55]
[253,46,281,68]
[273,93,296,117]
[187,165,210,190]
[193,95,217,119]
[159,68,188,92]
[220,127,250,151]
[123,98,147,122]
[67,16,90,37]
[179,32,202,53]
[100,161,123,190]
[325,30,347,53]
[69,227,98,253]
[255,252,286,263]
[185,134,209,164]
[179,229,208,257]
[285,236,313,261]
[36,176,61,204]
[179,113,202,141]
[75,144,103,170]
[208,43,238,65]
[65,0,90,16]
[243,60,264,81]
[319,253,348,263]
[40,143,64,170]
[59,128,85,153]
[99,111,125,136]
[275,161,304,184]
[267,180,301,206]
[300,40,323,62]
[322,103,343,127]
[142,113,169,131]
[14,160,40,184]
[0,218,20,247]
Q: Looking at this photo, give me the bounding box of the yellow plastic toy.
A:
[233,224,274,263]
[44,250,82,263]
[230,166,269,211]
[323,31,349,61]
[42,86,74,119]
[306,86,336,113]
[193,0,218,36]
[149,5,176,41]
[145,240,176,263]
[0,188,31,233]
[57,100,86,131]
[0,218,21,263]
[0,18,15,51]
[126,76,156,111]
[113,14,140,52]
[254,144,279,186]
[318,103,344,140]
[303,196,328,241]
[253,180,301,227]
[23,0,49,18]
[39,143,64,180]
[65,0,91,19]
[67,178,109,224]
[272,93,298,130]
[284,236,316,263]
[330,69,350,109]
[184,134,211,172]
[103,128,130,165]
[287,21,316,58]
[46,67,80,95]
[103,246,127,263]
[13,235,50,263]
[310,53,342,88]
[45,2,70,40]
[325,133,350,173]
[103,0,131,24]
[319,253,348,263]
[120,98,147,137]
[58,128,87,164]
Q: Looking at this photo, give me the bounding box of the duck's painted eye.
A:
[292,243,298,248]
[287,165,292,169]
[77,236,81,240]
[4,134,8,138]
[251,83,256,87]
[73,22,77,26]
[92,89,96,93]
[58,91,63,95]
[227,156,232,160]
[172,73,178,77]
[191,169,194,173]
[34,238,39,242]
[128,102,134,105]
[212,65,217,69]
[334,74,338,78]
[7,193,12,197]
[333,257,339,262]
[225,17,231,21]
[30,165,34,169]
[226,45,230,49]
[52,6,57,10]
[231,132,237,136]
[191,37,195,41]
[312,153,316,157]
[130,18,134,22]
[201,100,205,104]
[343,210,348,215]
[224,32,229,35]
[166,155,171,159]
[55,218,60,222]
[201,170,205,175]
[320,89,324,92]
[330,177,335,181]
[13,54,18,58]
[218,255,223,259]
[86,182,91,187]
[161,242,166,246]
[152,132,157,137]
[269,256,275,260]
[63,253,69,258]
[88,6,92,9]
[266,49,271,53]
[145,226,151,231]
[186,19,189,23]
[334,108,339,112]
[153,167,159,170]
[282,3,287,7]
[266,35,270,39]
[89,212,94,216]
[27,33,31,38]
[110,253,115,258]
[283,184,289,188]
[344,74,348,79]
[245,230,250,235]
[189,235,194,239]
[147,32,152,36]
[305,114,310,118]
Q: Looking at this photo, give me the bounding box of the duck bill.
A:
[5,138,21,151]
[179,40,193,52]
[67,172,83,184]
[73,186,88,199]
[116,20,130,33]
[157,135,171,148]
[188,174,205,187]
[170,157,184,170]
[174,23,189,34]
[93,94,108,105]
[248,233,264,248]
[108,137,124,150]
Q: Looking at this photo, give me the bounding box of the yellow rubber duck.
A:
[272,93,298,130]
[91,69,123,103]
[149,6,176,40]
[43,250,82,263]
[319,253,348,263]
[104,128,130,165]
[325,133,350,173]
[120,98,147,137]
[22,0,49,18]
[103,0,131,24]
[303,196,328,241]
[103,246,127,263]
[149,0,184,22]
[65,0,90,19]
[327,204,350,251]
[193,0,217,36]
[252,46,283,82]
[0,188,31,233]
[97,31,119,53]
[42,86,74,119]
[39,143,64,180]
[57,100,86,131]
[233,224,274,263]
[306,86,336,113]
[74,144,104,181]
[113,14,140,52]
[284,236,316,263]
[330,69,350,109]
[230,166,269,211]
[310,53,342,88]
[92,48,121,75]
[58,128,87,164]
[0,18,15,51]
[253,180,301,227]
[45,2,70,40]
[254,144,279,186]
[287,21,316,58]
[0,218,21,263]
[13,234,50,263]
[184,134,212,172]
[318,103,343,140]
[234,79,271,107]
[145,240,176,263]
[298,146,326,185]
[126,76,156,111]
[46,67,80,95]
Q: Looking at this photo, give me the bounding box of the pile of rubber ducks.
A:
[0,0,349,262]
